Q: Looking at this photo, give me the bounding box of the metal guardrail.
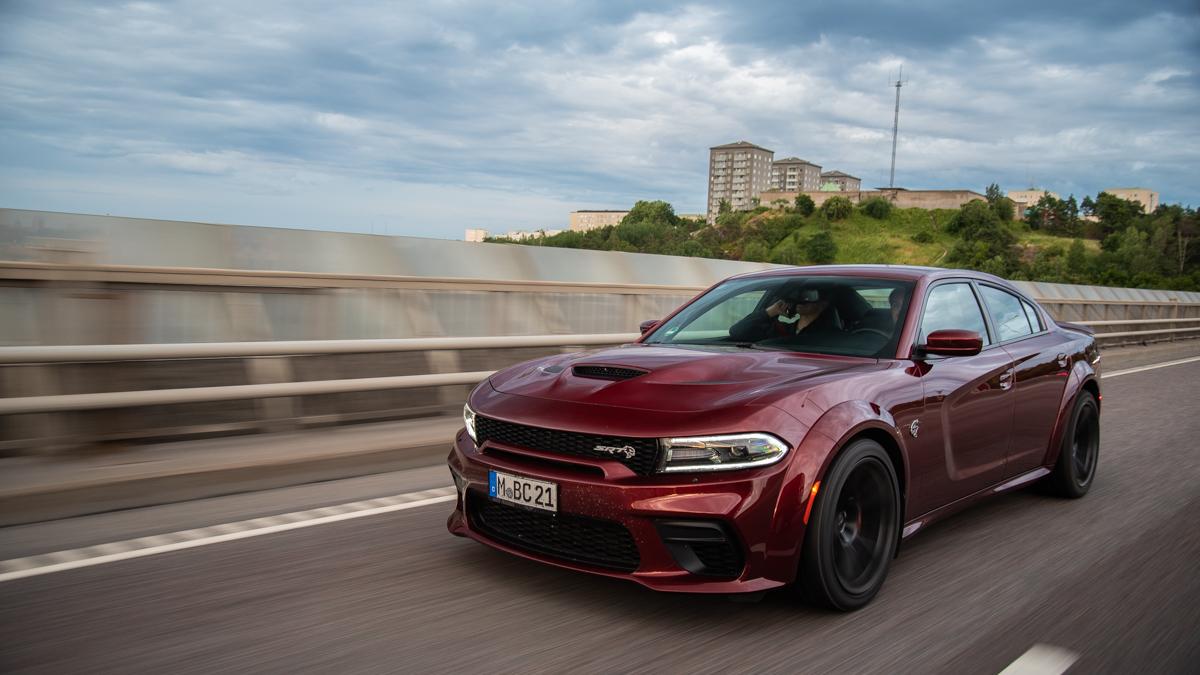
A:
[0,319,1196,416]
[0,334,642,364]
[0,334,638,416]
[0,371,499,415]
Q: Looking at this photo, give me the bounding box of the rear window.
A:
[979,285,1035,342]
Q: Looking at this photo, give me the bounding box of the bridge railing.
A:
[0,266,1197,452]
[0,310,1195,422]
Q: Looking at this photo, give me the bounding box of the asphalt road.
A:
[3,354,1200,674]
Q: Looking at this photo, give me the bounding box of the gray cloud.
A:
[1,0,1197,239]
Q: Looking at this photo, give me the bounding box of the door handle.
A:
[998,369,1014,390]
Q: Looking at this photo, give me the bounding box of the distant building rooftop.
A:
[710,140,773,152]
[821,170,859,179]
[774,157,819,166]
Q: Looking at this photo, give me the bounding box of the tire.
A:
[797,438,901,611]
[1047,390,1100,498]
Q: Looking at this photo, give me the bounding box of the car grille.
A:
[468,492,640,572]
[475,416,661,476]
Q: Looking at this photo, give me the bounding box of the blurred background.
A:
[3,0,1199,669]
[2,206,1197,473]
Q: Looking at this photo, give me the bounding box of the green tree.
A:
[769,240,801,265]
[718,199,732,216]
[1025,194,1080,236]
[758,213,805,247]
[668,239,713,258]
[984,183,1015,222]
[945,200,1019,273]
[794,193,815,216]
[1066,239,1089,280]
[820,196,853,220]
[1093,192,1144,239]
[805,230,838,263]
[911,228,935,243]
[992,197,1015,222]
[742,239,770,262]
[621,200,679,226]
[861,196,893,219]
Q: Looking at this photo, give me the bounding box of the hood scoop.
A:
[572,364,649,381]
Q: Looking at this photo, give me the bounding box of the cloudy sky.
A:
[2,1,1197,239]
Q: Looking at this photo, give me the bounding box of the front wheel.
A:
[1046,390,1100,498]
[797,439,900,611]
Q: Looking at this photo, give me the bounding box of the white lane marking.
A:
[0,486,457,583]
[998,644,1079,674]
[1102,354,1200,379]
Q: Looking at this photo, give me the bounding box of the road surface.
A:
[3,355,1199,674]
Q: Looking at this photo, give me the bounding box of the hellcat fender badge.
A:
[909,420,920,438]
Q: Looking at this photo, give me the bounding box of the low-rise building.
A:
[770,158,822,192]
[465,227,564,242]
[1103,188,1159,214]
[505,229,563,241]
[757,188,987,211]
[569,210,628,231]
[819,170,861,192]
[1007,189,1059,218]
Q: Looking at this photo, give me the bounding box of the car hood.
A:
[488,344,883,413]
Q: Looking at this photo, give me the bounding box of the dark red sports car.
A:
[447,265,1101,610]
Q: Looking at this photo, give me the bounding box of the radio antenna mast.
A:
[888,66,907,189]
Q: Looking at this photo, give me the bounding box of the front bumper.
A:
[446,429,811,593]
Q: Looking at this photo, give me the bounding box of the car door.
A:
[910,281,1015,512]
[976,284,1071,477]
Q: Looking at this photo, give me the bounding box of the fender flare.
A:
[803,399,911,515]
[1042,359,1099,467]
[763,399,911,583]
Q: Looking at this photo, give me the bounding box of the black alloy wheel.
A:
[798,438,900,611]
[1048,390,1100,498]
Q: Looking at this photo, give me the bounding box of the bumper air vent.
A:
[655,520,745,578]
[468,492,640,572]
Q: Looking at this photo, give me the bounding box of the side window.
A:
[920,283,991,344]
[979,285,1035,341]
[1020,299,1044,332]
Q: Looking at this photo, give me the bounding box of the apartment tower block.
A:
[707,141,774,223]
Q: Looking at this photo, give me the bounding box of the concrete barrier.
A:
[1,208,1197,454]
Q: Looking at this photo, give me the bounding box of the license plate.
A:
[489,469,557,513]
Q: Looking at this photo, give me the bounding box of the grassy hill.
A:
[488,196,1197,291]
[743,206,1099,267]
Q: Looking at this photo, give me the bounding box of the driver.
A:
[730,282,831,342]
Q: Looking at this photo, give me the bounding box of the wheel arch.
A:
[1043,364,1100,467]
[806,401,910,523]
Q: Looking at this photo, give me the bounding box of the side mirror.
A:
[920,329,983,357]
[639,319,660,334]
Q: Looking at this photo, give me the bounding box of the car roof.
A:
[729,264,1011,286]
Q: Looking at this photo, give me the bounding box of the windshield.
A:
[644,275,915,358]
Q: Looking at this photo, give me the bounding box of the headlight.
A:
[659,433,789,473]
[463,403,477,443]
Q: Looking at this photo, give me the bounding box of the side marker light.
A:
[803,481,821,525]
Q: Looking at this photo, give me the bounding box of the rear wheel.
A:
[1047,390,1099,498]
[798,438,900,611]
